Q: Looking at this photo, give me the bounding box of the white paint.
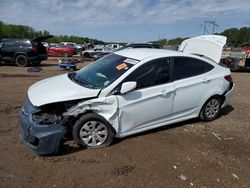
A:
[179,35,227,63]
[28,74,100,106]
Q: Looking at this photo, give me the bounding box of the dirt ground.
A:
[0,57,250,188]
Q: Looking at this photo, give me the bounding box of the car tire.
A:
[73,113,114,148]
[83,52,91,58]
[15,55,28,67]
[200,96,222,121]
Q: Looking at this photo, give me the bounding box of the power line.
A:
[203,20,219,35]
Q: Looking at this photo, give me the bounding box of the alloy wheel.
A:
[79,121,108,147]
[205,99,220,119]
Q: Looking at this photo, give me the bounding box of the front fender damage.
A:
[64,96,120,134]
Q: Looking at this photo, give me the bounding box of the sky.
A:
[0,0,250,42]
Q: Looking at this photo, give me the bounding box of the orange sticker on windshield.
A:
[116,63,127,70]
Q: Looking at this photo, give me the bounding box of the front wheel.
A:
[200,97,222,121]
[73,113,114,148]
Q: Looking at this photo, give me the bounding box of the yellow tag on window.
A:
[116,63,127,70]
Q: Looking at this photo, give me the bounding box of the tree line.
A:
[0,20,105,44]
[152,27,250,47]
[0,20,249,47]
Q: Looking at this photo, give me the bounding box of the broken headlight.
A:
[31,100,81,125]
[32,110,63,125]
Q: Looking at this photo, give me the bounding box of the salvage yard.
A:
[0,58,250,187]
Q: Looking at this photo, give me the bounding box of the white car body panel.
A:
[27,35,233,139]
[117,82,175,134]
[28,74,100,107]
[179,35,227,63]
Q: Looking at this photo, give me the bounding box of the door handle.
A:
[161,90,175,96]
[161,90,168,96]
[202,78,211,84]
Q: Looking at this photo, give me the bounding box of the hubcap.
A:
[79,121,107,147]
[17,57,26,65]
[205,99,219,119]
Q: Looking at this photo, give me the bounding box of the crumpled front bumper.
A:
[19,98,67,155]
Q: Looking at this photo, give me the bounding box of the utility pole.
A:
[203,20,219,35]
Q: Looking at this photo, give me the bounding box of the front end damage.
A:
[64,96,119,131]
[19,98,69,155]
[19,96,119,155]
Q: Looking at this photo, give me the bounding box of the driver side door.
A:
[116,58,175,136]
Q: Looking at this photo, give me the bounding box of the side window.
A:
[2,41,16,48]
[124,58,171,90]
[174,57,214,81]
[18,40,32,47]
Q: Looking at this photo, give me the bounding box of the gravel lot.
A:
[0,58,250,187]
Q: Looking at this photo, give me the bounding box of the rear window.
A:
[174,57,214,81]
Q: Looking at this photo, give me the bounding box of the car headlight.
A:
[32,112,62,125]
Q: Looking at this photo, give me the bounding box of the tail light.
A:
[224,75,233,83]
[32,47,37,53]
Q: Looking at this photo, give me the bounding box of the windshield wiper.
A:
[72,75,97,89]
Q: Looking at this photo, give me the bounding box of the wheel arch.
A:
[69,110,117,135]
[14,52,28,59]
[199,94,224,115]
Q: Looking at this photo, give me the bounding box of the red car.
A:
[242,46,250,51]
[47,44,74,57]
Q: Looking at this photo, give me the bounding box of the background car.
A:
[81,47,113,60]
[0,35,52,66]
[47,43,75,57]
[61,42,78,54]
[117,43,162,51]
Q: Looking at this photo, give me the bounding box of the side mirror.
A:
[120,81,137,94]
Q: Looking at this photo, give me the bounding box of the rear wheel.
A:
[73,113,114,148]
[15,55,28,67]
[200,96,222,121]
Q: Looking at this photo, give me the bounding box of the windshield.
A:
[72,54,137,89]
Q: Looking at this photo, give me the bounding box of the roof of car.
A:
[114,48,182,61]
[2,38,30,42]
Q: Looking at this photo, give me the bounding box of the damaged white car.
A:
[19,35,234,155]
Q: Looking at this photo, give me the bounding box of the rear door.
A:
[1,40,17,62]
[172,57,214,117]
[116,58,175,135]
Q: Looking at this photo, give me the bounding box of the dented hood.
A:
[28,74,100,107]
[179,35,227,63]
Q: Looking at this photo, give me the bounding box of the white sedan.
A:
[19,35,234,155]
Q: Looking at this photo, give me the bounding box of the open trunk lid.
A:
[179,35,227,63]
[31,35,53,42]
